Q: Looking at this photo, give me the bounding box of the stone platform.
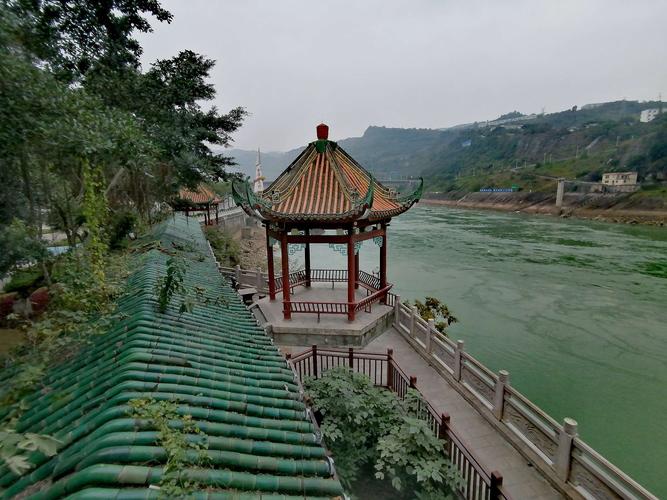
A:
[253,283,393,347]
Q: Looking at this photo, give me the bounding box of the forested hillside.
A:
[229,101,667,194]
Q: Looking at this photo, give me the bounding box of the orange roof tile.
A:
[178,185,220,205]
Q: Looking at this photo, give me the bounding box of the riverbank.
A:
[422,191,667,225]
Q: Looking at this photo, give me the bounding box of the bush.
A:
[0,220,48,280]
[4,268,44,295]
[203,226,240,267]
[305,367,458,498]
[410,297,457,335]
[108,210,138,250]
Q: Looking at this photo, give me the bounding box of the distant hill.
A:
[221,100,667,192]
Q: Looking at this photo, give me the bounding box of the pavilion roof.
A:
[177,184,220,206]
[232,125,422,225]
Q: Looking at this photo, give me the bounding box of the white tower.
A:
[253,148,265,193]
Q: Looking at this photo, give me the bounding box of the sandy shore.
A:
[421,195,667,226]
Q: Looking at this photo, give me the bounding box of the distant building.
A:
[253,148,265,193]
[640,108,664,123]
[461,139,472,148]
[479,186,519,193]
[601,171,638,192]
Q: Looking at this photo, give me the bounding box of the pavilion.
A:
[172,184,221,225]
[233,124,422,322]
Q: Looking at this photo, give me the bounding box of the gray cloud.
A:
[137,0,667,151]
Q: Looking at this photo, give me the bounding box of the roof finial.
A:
[316,123,329,140]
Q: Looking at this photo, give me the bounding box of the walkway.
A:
[366,328,562,499]
[280,326,563,499]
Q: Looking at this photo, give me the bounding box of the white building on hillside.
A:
[640,108,664,122]
[602,171,638,189]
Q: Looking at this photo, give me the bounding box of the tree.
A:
[119,50,246,187]
[8,0,172,81]
[0,219,49,284]
[412,296,458,334]
[1,0,246,253]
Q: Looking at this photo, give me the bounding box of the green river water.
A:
[308,205,667,496]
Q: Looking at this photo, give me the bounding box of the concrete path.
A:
[364,328,563,499]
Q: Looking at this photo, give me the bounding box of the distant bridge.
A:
[377,177,421,190]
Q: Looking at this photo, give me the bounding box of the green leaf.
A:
[18,434,61,456]
[5,455,32,475]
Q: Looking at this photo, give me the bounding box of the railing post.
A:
[453,340,464,381]
[256,267,263,291]
[409,376,417,389]
[235,264,241,283]
[555,418,578,481]
[493,370,510,420]
[426,318,434,353]
[438,412,450,440]
[348,347,354,369]
[393,294,401,326]
[410,306,417,338]
[312,345,318,378]
[386,348,394,389]
[490,471,504,500]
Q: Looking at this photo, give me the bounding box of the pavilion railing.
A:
[283,300,349,317]
[390,299,659,500]
[354,284,393,312]
[288,346,511,500]
[358,270,382,290]
[216,263,399,319]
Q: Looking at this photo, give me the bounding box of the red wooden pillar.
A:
[266,227,276,300]
[207,204,211,225]
[347,229,355,321]
[380,224,388,304]
[281,232,291,319]
[354,246,360,290]
[304,228,311,287]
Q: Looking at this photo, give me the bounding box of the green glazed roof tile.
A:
[1,215,342,499]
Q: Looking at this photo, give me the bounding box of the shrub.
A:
[410,297,458,334]
[4,268,45,295]
[305,367,458,498]
[203,226,240,267]
[108,210,138,249]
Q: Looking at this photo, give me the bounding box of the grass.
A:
[0,329,25,359]
[629,185,667,200]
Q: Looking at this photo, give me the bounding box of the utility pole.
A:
[660,93,663,114]
[556,179,565,209]
[543,152,547,164]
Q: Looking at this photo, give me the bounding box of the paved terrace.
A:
[279,326,563,500]
[255,284,393,347]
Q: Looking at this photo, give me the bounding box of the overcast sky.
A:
[137,0,667,151]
